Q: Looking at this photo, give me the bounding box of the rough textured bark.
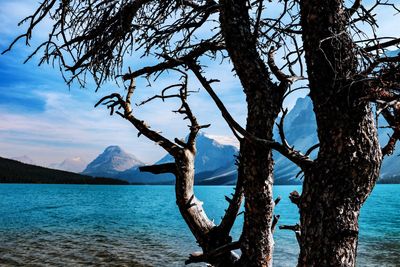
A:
[175,149,215,248]
[238,135,275,267]
[219,1,282,266]
[299,1,383,266]
[175,149,239,267]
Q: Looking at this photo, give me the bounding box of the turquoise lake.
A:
[0,184,398,266]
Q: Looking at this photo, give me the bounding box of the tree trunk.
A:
[299,106,381,266]
[175,149,215,248]
[239,108,276,267]
[219,1,282,266]
[299,0,383,265]
[174,148,238,267]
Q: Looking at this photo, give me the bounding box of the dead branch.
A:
[191,62,314,170]
[219,163,244,237]
[271,215,280,234]
[364,38,400,53]
[279,223,301,244]
[139,163,176,174]
[289,190,301,207]
[122,42,224,81]
[267,46,305,86]
[185,241,241,264]
[346,0,362,17]
[95,84,181,157]
[305,144,320,157]
[275,196,282,206]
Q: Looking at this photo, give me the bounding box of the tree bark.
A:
[175,149,215,248]
[219,1,282,266]
[299,0,383,266]
[238,122,276,267]
[174,148,238,267]
[299,107,381,267]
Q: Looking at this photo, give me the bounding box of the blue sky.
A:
[0,0,398,166]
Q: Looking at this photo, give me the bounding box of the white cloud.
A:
[1,0,397,168]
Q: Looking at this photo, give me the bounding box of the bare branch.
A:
[95,81,181,157]
[2,0,57,54]
[139,163,176,174]
[289,190,301,207]
[185,241,241,264]
[364,38,400,53]
[189,62,246,140]
[346,0,362,17]
[123,43,224,81]
[279,223,301,244]
[305,143,320,157]
[271,215,280,234]
[218,156,244,236]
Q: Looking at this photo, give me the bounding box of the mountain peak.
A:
[104,145,123,153]
[118,132,239,184]
[83,146,144,177]
[49,156,88,173]
[202,133,240,148]
[11,155,35,165]
[293,96,312,111]
[156,133,238,174]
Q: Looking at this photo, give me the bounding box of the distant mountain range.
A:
[116,133,239,184]
[12,155,35,165]
[272,97,400,184]
[273,97,317,184]
[80,134,239,185]
[0,157,128,185]
[6,97,399,184]
[91,97,397,184]
[49,157,88,173]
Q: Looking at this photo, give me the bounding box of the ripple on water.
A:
[0,184,398,267]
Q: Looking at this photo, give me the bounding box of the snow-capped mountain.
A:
[81,98,400,184]
[272,96,400,184]
[49,157,88,173]
[273,97,318,184]
[82,146,144,177]
[118,133,239,184]
[199,96,400,184]
[157,132,238,173]
[11,155,35,165]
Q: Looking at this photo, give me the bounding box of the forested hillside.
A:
[0,157,128,185]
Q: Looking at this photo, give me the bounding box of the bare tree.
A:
[94,71,242,266]
[4,0,400,267]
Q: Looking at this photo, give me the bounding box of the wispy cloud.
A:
[1,0,398,167]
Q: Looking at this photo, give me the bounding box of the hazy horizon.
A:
[0,0,306,167]
[1,0,398,166]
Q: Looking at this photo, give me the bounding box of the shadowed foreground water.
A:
[0,184,398,266]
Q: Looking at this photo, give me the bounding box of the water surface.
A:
[0,184,398,266]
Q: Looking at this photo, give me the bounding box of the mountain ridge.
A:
[82,145,144,177]
[9,97,398,184]
[116,133,239,184]
[49,157,88,173]
[79,99,400,184]
[0,157,128,185]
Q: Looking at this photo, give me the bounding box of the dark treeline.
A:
[379,175,400,184]
[0,157,128,185]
